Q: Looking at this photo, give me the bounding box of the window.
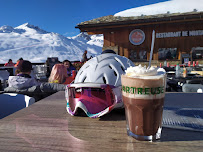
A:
[129,50,147,61]
[129,50,137,61]
[139,50,147,60]
[192,47,203,60]
[158,48,177,60]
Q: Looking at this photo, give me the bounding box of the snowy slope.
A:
[0,23,103,63]
[115,0,203,17]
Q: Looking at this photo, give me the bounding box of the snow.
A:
[115,0,203,17]
[0,23,103,64]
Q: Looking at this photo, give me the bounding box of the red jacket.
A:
[63,70,76,84]
[4,62,15,66]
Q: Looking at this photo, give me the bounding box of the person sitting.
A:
[62,60,76,77]
[14,58,24,75]
[14,57,23,67]
[8,60,40,89]
[4,59,15,66]
[5,60,66,101]
[48,64,75,84]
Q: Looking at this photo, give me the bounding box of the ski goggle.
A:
[65,83,123,118]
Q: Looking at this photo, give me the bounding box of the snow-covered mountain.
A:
[0,23,103,63]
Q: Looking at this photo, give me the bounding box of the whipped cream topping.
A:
[125,64,165,77]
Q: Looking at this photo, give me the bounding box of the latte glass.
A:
[121,72,166,141]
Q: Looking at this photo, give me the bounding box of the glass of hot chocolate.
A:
[121,65,166,141]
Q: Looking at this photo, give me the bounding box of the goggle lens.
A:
[67,85,115,114]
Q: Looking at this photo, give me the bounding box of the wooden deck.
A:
[0,91,203,152]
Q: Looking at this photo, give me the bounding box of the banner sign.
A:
[156,30,203,38]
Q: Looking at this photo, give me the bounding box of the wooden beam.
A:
[87,31,103,35]
[78,18,203,33]
[124,48,129,58]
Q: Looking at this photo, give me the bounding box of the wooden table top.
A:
[0,91,203,152]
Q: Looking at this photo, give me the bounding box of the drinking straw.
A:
[148,30,155,69]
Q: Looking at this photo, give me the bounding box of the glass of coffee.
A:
[121,65,166,141]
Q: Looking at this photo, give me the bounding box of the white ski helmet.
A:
[65,53,135,118]
[74,53,135,86]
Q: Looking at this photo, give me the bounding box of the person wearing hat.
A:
[7,60,40,89]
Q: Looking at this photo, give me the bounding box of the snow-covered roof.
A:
[77,0,203,27]
[115,0,203,17]
[77,11,202,27]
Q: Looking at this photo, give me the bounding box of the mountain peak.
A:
[73,32,91,41]
[21,22,30,26]
[16,22,32,29]
[15,23,48,34]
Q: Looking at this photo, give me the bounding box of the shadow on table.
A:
[161,127,203,141]
[69,108,126,120]
[99,109,126,121]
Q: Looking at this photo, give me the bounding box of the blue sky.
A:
[0,0,168,37]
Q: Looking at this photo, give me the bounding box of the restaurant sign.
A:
[156,30,203,38]
[129,29,145,45]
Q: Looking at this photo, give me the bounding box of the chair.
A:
[0,70,9,90]
[46,57,59,71]
[32,65,48,81]
[45,57,59,78]
[182,83,203,93]
[0,93,35,119]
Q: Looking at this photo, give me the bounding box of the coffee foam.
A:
[125,65,166,79]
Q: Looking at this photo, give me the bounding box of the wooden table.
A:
[0,91,203,152]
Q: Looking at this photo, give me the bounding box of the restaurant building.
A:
[76,11,203,65]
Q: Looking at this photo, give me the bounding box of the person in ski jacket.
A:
[62,60,76,77]
[4,59,15,66]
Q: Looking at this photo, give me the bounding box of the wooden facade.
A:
[76,12,203,64]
